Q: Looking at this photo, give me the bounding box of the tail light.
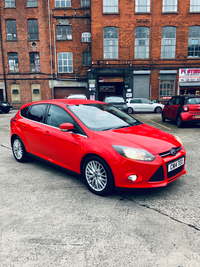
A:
[182,105,189,112]
[10,115,17,125]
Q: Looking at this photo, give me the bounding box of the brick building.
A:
[0,0,200,107]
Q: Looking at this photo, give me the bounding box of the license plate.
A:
[168,157,184,172]
[194,115,200,118]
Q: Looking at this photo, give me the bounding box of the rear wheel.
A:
[12,137,28,162]
[155,107,162,113]
[82,156,114,196]
[127,107,133,114]
[176,115,183,128]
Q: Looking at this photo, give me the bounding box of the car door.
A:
[141,99,154,112]
[164,97,175,119]
[130,99,142,112]
[171,97,181,120]
[41,104,82,171]
[19,104,47,157]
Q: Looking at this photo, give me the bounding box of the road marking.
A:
[133,114,172,131]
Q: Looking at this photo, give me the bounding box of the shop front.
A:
[179,68,200,96]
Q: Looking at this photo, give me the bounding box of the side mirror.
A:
[60,123,74,132]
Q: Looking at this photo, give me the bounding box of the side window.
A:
[175,97,180,105]
[168,97,175,105]
[20,106,29,118]
[130,99,141,103]
[141,99,151,104]
[27,104,47,122]
[46,105,74,128]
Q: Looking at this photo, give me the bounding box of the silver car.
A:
[126,98,164,114]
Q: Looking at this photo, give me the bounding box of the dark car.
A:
[103,96,128,113]
[162,95,200,127]
[0,101,13,114]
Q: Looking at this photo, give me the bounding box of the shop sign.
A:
[179,68,200,82]
[99,77,124,83]
[162,96,172,100]
[99,86,115,92]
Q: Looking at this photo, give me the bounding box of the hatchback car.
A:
[126,98,164,114]
[103,95,128,113]
[67,94,87,99]
[10,99,186,196]
[0,101,13,114]
[162,95,200,127]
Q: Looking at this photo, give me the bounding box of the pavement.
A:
[0,110,200,267]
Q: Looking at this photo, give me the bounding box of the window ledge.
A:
[57,39,73,41]
[134,58,150,60]
[103,12,119,15]
[189,11,200,14]
[8,72,20,74]
[54,7,72,9]
[187,57,200,59]
[103,59,119,61]
[26,6,38,8]
[160,58,176,60]
[162,12,179,14]
[135,12,151,15]
[4,6,16,9]
[28,39,40,42]
[6,40,18,42]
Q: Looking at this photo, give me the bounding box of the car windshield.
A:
[69,104,141,131]
[105,97,125,103]
[187,97,200,104]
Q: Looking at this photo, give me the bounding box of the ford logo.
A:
[170,148,177,156]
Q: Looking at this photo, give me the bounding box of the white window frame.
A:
[103,27,118,59]
[82,32,91,42]
[161,26,177,58]
[5,0,15,7]
[103,0,118,13]
[81,0,90,7]
[55,0,71,7]
[188,26,200,57]
[190,0,200,12]
[58,52,73,73]
[135,27,150,59]
[135,0,150,13]
[162,0,178,12]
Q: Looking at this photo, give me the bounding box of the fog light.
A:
[128,175,138,182]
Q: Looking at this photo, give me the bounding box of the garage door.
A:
[54,87,86,99]
[133,75,149,99]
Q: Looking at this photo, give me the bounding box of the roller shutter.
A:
[133,75,149,99]
[54,87,86,99]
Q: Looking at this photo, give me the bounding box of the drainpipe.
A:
[48,0,54,99]
[150,0,154,100]
[0,8,8,102]
[53,23,57,79]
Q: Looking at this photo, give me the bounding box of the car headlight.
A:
[174,135,183,145]
[113,145,155,161]
[2,103,7,106]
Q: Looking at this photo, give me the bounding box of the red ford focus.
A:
[10,99,186,196]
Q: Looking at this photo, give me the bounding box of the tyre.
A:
[176,115,183,128]
[162,112,166,122]
[4,110,10,114]
[155,106,162,113]
[127,107,133,114]
[82,156,114,196]
[0,107,3,114]
[12,136,28,162]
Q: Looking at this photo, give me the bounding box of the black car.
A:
[0,101,13,114]
[103,96,128,113]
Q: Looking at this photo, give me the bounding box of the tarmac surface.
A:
[0,109,200,266]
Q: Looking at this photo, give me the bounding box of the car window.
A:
[141,99,151,104]
[20,106,29,118]
[130,99,141,104]
[175,98,181,105]
[187,98,200,104]
[104,96,125,103]
[27,104,47,122]
[168,98,175,105]
[46,105,74,128]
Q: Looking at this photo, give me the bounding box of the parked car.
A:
[10,99,186,196]
[67,94,87,99]
[103,95,128,112]
[0,101,13,114]
[162,95,200,128]
[126,98,164,114]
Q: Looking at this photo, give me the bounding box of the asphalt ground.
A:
[0,110,200,267]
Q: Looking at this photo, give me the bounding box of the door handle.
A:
[43,131,50,137]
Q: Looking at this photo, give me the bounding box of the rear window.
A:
[187,98,200,104]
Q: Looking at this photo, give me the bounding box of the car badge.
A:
[170,148,177,156]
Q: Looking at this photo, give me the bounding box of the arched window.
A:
[58,52,73,73]
[103,27,118,59]
[188,26,200,57]
[161,26,177,58]
[135,27,149,59]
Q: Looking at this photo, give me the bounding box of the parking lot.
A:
[0,110,200,267]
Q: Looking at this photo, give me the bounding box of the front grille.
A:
[166,156,185,179]
[149,165,164,182]
[159,146,182,158]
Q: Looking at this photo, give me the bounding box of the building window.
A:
[27,0,37,7]
[8,53,19,72]
[103,27,118,59]
[55,0,71,7]
[82,52,91,66]
[135,27,149,59]
[81,0,90,7]
[188,26,200,57]
[135,0,150,12]
[103,0,118,13]
[160,80,174,99]
[5,0,15,7]
[58,52,73,73]
[82,32,91,42]
[6,20,17,40]
[162,0,178,12]
[161,26,176,58]
[190,0,200,12]
[57,25,72,40]
[30,53,40,72]
[28,19,39,40]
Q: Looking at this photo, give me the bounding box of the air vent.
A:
[31,42,37,47]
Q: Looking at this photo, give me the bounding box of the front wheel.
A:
[82,156,114,196]
[127,107,133,114]
[176,116,183,128]
[12,137,28,162]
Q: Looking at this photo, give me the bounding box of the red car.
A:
[162,95,200,127]
[10,99,186,196]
